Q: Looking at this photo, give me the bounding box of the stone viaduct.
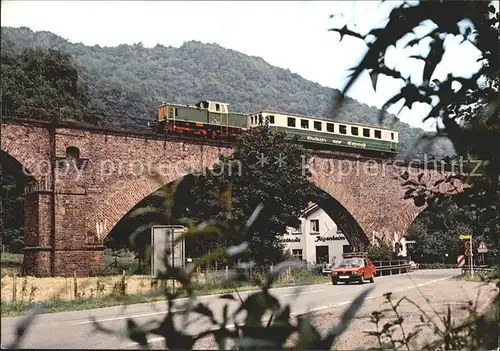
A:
[0,118,462,277]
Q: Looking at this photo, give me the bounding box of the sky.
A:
[2,1,494,131]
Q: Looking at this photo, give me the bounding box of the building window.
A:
[301,119,309,129]
[363,128,370,137]
[269,115,275,124]
[314,121,322,131]
[327,123,334,132]
[375,130,382,139]
[339,125,347,134]
[351,126,359,135]
[310,219,319,234]
[292,249,303,261]
[290,225,301,234]
[288,117,296,127]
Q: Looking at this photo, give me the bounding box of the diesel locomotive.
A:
[148,99,399,157]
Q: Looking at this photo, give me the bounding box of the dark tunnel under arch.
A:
[0,151,36,255]
[310,187,371,251]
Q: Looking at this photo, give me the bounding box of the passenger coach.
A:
[248,110,399,156]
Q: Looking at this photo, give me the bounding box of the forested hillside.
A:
[1,26,455,156]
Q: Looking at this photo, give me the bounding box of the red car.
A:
[331,252,376,285]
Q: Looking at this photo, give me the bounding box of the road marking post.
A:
[457,255,465,268]
[459,233,473,278]
[470,235,473,278]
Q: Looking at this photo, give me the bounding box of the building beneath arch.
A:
[282,203,350,265]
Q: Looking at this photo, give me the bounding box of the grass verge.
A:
[1,275,330,317]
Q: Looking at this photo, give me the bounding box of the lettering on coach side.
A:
[331,140,342,144]
[307,135,327,143]
[347,141,366,148]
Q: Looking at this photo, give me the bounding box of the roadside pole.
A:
[459,233,473,278]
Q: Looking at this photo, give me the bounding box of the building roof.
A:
[302,203,321,218]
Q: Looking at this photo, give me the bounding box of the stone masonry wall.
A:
[1,120,461,276]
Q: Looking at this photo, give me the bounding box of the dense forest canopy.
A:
[1,26,456,157]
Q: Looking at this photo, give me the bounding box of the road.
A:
[1,269,461,349]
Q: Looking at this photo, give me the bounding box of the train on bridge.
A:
[148,100,399,157]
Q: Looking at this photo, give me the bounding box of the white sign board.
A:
[477,241,488,253]
[151,225,186,278]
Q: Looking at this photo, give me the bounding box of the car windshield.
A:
[336,258,364,267]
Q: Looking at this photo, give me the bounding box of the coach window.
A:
[288,117,296,127]
[221,105,226,113]
[327,123,334,132]
[363,128,370,137]
[215,103,220,112]
[351,126,359,136]
[174,107,178,117]
[269,115,275,124]
[314,121,322,131]
[259,114,263,124]
[391,132,394,140]
[339,125,347,134]
[375,130,382,139]
[301,119,309,129]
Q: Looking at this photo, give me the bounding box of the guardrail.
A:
[373,260,411,277]
[320,260,412,277]
[460,265,496,275]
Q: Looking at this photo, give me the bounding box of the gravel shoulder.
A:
[183,278,498,350]
[311,278,498,350]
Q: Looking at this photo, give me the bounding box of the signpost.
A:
[151,225,187,292]
[459,233,473,278]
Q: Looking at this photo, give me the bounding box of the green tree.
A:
[406,198,476,262]
[1,47,103,124]
[0,173,25,252]
[176,125,316,266]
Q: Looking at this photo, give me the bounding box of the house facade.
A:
[280,203,351,265]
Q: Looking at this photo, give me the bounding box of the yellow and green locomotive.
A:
[149,99,399,156]
[149,100,249,139]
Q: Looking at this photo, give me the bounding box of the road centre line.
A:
[281,288,325,297]
[76,288,326,325]
[72,309,186,325]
